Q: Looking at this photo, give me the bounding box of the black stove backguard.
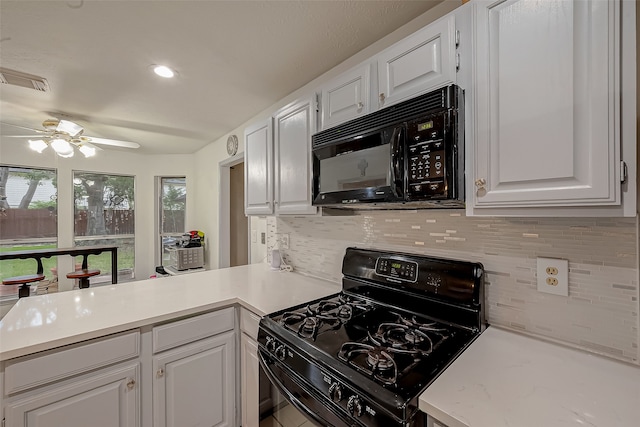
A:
[341,247,485,331]
[258,248,485,427]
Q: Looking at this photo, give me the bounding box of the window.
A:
[158,177,186,266]
[73,172,135,283]
[0,165,57,298]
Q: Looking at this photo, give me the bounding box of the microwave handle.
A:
[389,125,405,198]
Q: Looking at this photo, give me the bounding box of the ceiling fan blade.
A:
[0,122,47,133]
[4,134,47,138]
[83,136,140,149]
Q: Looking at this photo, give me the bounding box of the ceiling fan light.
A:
[51,138,74,157]
[56,119,83,137]
[28,139,48,153]
[153,65,175,78]
[79,144,97,158]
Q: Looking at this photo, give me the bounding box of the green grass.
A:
[0,244,135,282]
[0,244,57,281]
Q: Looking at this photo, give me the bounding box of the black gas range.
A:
[258,247,485,427]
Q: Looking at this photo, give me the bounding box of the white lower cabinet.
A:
[1,308,237,427]
[2,331,141,427]
[239,307,270,427]
[5,363,140,427]
[151,307,236,427]
[152,332,235,427]
[240,334,260,427]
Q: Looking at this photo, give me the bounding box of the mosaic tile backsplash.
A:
[267,211,639,364]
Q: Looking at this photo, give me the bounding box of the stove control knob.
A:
[266,336,278,353]
[275,345,288,361]
[347,395,363,417]
[328,382,343,402]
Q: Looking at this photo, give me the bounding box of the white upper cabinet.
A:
[469,0,635,216]
[244,119,274,215]
[274,97,318,215]
[319,63,372,130]
[377,15,457,109]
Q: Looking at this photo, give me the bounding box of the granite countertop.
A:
[0,263,341,361]
[419,326,640,427]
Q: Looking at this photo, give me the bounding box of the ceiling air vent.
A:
[0,67,50,92]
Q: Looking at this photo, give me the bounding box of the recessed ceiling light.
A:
[153,65,175,78]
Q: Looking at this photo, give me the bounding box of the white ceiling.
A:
[0,0,443,155]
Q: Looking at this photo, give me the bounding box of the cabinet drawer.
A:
[153,307,234,354]
[240,307,261,339]
[4,330,140,395]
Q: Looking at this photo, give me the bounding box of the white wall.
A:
[194,0,460,269]
[0,139,197,287]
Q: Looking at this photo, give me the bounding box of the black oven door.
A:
[312,124,405,206]
[258,350,359,427]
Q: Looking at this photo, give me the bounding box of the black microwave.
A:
[312,85,464,209]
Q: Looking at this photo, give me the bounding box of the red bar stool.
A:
[67,269,101,289]
[2,274,46,298]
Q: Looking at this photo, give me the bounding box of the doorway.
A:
[229,163,248,266]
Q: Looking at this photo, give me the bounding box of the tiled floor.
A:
[259,403,315,427]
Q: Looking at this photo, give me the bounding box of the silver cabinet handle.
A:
[475,178,487,197]
[127,378,136,390]
[357,102,364,111]
[157,368,164,378]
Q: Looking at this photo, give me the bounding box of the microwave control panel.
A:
[406,113,449,198]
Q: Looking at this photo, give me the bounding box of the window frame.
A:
[156,176,187,267]
[0,164,58,300]
[72,170,136,284]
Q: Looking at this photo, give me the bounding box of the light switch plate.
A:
[536,257,569,296]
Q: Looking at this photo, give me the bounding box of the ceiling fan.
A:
[2,118,140,158]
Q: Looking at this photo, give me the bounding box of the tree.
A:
[162,184,185,233]
[0,166,9,210]
[16,170,52,209]
[74,173,134,236]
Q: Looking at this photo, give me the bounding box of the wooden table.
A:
[0,246,119,284]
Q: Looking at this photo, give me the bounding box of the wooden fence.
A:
[0,209,138,239]
[0,209,56,239]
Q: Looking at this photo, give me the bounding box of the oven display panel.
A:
[375,257,418,282]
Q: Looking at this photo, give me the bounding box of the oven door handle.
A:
[389,125,405,199]
[258,350,354,427]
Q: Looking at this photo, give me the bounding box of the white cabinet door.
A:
[5,363,139,427]
[319,63,372,130]
[245,119,274,215]
[377,15,456,109]
[471,0,621,210]
[240,334,259,427]
[153,331,235,427]
[274,97,318,215]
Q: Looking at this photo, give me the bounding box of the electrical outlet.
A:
[537,257,568,296]
[278,233,290,250]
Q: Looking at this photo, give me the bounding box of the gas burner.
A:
[373,322,437,353]
[367,347,395,371]
[301,316,318,333]
[307,294,373,323]
[397,313,450,334]
[281,310,340,339]
[338,342,399,385]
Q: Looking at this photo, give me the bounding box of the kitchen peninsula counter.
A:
[0,263,340,361]
[419,326,640,427]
